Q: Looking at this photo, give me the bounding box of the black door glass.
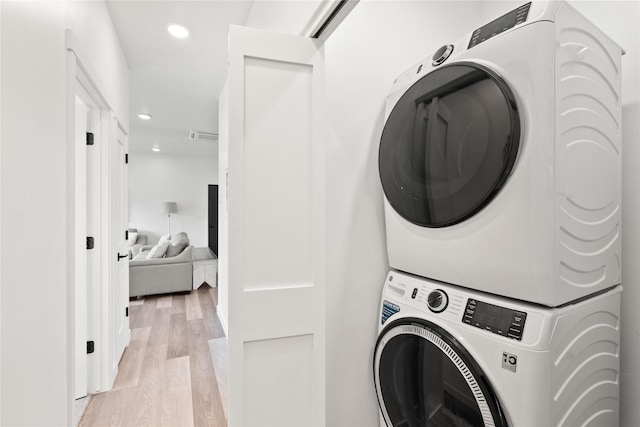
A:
[379,63,520,227]
[379,334,484,426]
[376,323,508,427]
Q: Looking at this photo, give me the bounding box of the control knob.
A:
[427,289,448,313]
[432,44,454,66]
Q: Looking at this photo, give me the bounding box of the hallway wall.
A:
[0,2,129,424]
[324,1,485,423]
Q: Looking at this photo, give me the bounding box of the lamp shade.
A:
[162,202,178,214]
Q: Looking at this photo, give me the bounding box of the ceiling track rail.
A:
[312,0,349,39]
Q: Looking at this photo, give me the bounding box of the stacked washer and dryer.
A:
[373,2,624,426]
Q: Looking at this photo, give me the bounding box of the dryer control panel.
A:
[468,2,531,49]
[463,298,527,341]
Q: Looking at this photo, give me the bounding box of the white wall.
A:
[245,0,326,36]
[217,84,229,334]
[68,2,129,130]
[0,2,128,424]
[128,152,218,247]
[324,1,485,424]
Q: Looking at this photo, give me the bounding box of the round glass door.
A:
[379,63,521,227]
[373,319,508,427]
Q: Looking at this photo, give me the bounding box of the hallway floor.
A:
[79,285,227,427]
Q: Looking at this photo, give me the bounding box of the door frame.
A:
[66,30,128,415]
[109,120,130,385]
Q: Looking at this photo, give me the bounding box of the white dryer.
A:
[373,271,621,426]
[379,1,624,306]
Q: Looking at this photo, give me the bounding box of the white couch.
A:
[129,232,192,297]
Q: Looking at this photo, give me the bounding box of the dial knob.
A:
[432,44,454,66]
[427,289,448,313]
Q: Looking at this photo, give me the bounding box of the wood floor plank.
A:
[132,344,167,427]
[147,307,171,347]
[185,289,203,321]
[171,294,186,314]
[82,387,138,427]
[78,392,107,427]
[208,338,229,421]
[202,302,226,340]
[167,313,188,359]
[197,285,214,306]
[156,295,173,308]
[130,298,156,329]
[161,356,194,427]
[189,334,225,427]
[112,327,151,390]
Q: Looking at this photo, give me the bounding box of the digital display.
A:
[463,299,527,340]
[473,301,513,332]
[469,2,532,49]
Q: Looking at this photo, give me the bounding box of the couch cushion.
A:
[166,232,189,257]
[128,231,138,246]
[158,234,171,245]
[146,242,169,259]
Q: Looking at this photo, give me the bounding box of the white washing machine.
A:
[378,1,624,306]
[373,271,621,426]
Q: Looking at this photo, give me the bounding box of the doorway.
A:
[208,184,219,255]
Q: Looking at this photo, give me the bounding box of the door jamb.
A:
[66,29,122,421]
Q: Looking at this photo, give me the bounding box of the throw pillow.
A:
[128,232,138,246]
[158,234,171,245]
[146,242,169,259]
[166,232,189,257]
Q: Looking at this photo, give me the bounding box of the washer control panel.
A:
[462,298,527,341]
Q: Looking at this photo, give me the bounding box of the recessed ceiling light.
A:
[138,113,152,120]
[168,24,189,39]
[152,147,161,152]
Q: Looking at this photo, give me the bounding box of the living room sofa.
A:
[128,228,148,257]
[129,232,193,297]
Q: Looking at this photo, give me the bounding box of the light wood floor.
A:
[79,285,228,427]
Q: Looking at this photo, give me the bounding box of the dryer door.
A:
[373,318,508,427]
[379,63,520,228]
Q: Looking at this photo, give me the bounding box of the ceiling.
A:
[106,1,253,158]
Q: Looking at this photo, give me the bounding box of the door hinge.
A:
[86,236,95,250]
[87,341,95,354]
[86,132,94,146]
[125,153,128,164]
[126,307,129,317]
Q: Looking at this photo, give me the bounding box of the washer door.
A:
[373,318,508,427]
[379,63,520,227]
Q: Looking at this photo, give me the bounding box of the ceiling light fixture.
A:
[138,113,152,120]
[168,24,189,39]
[152,147,161,152]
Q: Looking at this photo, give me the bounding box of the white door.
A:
[110,120,130,384]
[227,25,326,425]
[74,96,89,399]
